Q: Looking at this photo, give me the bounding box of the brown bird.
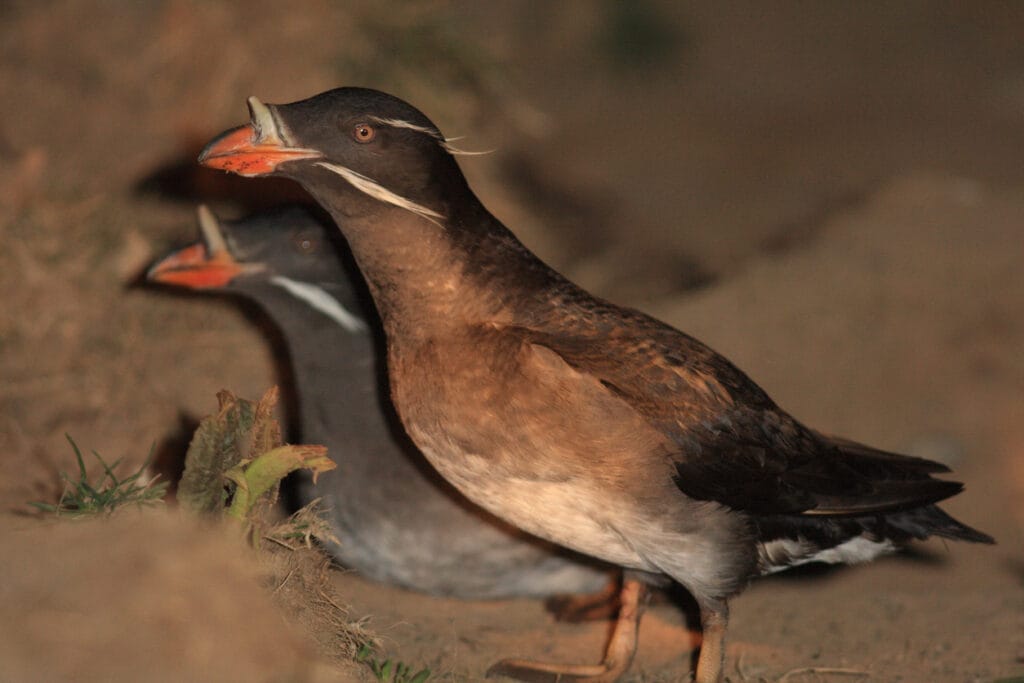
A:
[147,205,611,600]
[199,88,993,683]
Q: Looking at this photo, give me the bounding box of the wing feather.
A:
[515,304,965,518]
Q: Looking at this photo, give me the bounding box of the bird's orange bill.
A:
[147,241,247,289]
[198,124,321,177]
[200,96,321,176]
[148,205,264,289]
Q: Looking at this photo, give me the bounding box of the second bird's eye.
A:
[352,123,376,143]
[292,232,318,254]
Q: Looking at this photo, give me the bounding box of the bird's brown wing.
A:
[517,310,963,518]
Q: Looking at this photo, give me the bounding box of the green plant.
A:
[177,387,336,547]
[31,435,167,517]
[356,644,431,683]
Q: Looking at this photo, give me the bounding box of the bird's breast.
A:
[409,432,652,569]
[380,329,672,569]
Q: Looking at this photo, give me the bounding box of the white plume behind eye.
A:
[270,276,367,333]
[440,139,493,156]
[315,161,444,226]
[367,116,442,139]
[366,116,492,156]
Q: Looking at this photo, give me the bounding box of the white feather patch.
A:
[367,116,443,139]
[270,276,367,333]
[315,161,443,225]
[440,139,493,156]
[366,117,492,156]
[760,535,896,575]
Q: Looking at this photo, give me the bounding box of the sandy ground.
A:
[1,3,1022,682]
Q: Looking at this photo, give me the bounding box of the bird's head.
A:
[147,204,369,332]
[199,88,469,226]
[148,204,346,287]
[147,204,259,290]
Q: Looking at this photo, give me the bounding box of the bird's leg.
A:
[487,574,647,683]
[545,571,622,622]
[694,601,729,683]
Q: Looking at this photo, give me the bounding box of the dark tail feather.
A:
[805,435,983,519]
[887,504,995,545]
[821,433,953,474]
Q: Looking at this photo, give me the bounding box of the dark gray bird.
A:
[198,88,993,683]
[147,204,610,599]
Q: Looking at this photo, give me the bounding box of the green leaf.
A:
[226,444,333,521]
[177,390,256,515]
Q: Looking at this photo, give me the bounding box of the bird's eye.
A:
[292,232,318,254]
[352,123,376,143]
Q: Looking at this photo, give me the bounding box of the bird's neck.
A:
[311,191,564,339]
[237,284,382,438]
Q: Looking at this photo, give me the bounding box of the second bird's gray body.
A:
[196,208,610,598]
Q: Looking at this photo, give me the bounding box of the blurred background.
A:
[1,2,1022,681]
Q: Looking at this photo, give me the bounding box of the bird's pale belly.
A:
[413,438,654,571]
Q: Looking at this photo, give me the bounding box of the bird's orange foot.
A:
[488,577,645,683]
[545,576,622,622]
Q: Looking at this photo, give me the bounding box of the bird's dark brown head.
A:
[199,87,470,224]
[199,88,556,326]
